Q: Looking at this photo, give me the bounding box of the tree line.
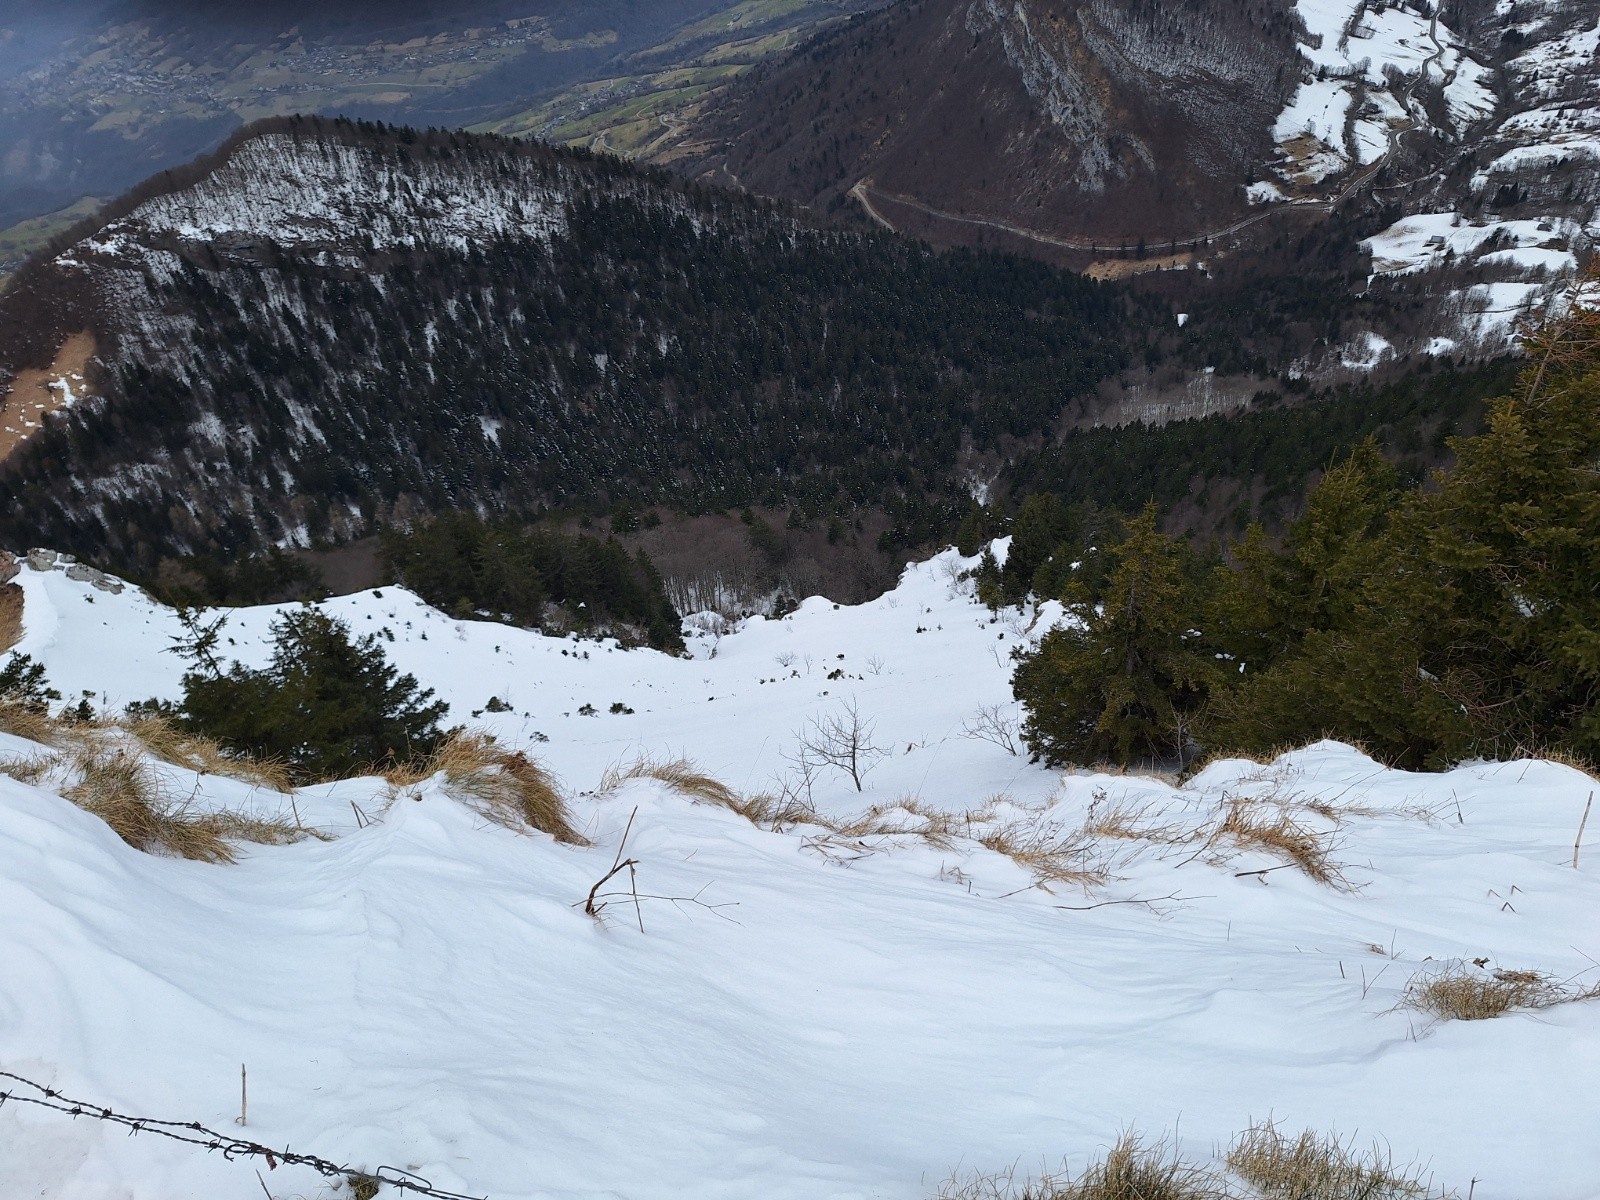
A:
[1004,304,1600,769]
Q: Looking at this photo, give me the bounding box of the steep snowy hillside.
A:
[1267,0,1598,354]
[3,548,1599,1199]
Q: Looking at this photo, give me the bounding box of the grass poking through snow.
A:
[63,745,305,863]
[405,732,586,844]
[1400,963,1600,1021]
[938,1124,1454,1200]
[121,715,292,792]
[1227,1120,1432,1200]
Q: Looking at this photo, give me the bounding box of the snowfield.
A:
[3,550,1600,1200]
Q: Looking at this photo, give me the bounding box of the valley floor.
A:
[2,549,1598,1198]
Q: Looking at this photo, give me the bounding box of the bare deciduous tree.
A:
[794,698,889,791]
[961,703,1021,755]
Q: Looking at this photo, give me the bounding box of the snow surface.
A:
[1362,212,1571,276]
[1272,0,1471,180]
[4,553,1600,1199]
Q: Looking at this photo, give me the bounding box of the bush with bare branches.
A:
[793,698,889,791]
[962,703,1022,755]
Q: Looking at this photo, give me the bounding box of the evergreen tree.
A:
[0,653,60,713]
[1013,506,1213,765]
[1202,304,1600,766]
[1400,305,1600,759]
[175,607,448,780]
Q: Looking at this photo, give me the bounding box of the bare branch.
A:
[793,698,889,791]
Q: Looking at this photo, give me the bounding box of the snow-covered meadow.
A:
[3,549,1599,1199]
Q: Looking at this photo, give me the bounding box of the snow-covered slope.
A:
[82,135,566,260]
[1270,0,1598,354]
[4,550,1599,1199]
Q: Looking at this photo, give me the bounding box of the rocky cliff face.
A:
[684,0,1300,243]
[665,0,1596,365]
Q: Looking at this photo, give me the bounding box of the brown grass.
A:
[938,1126,1454,1200]
[0,700,62,745]
[122,715,292,792]
[0,748,59,785]
[1227,1120,1431,1200]
[0,330,96,463]
[1399,963,1600,1021]
[978,819,1107,889]
[831,796,960,847]
[1214,797,1343,886]
[411,732,585,844]
[934,1133,1226,1200]
[1080,794,1187,845]
[598,753,741,809]
[730,789,818,830]
[63,745,305,863]
[0,582,22,653]
[600,751,838,830]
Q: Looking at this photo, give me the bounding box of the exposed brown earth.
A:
[0,583,22,653]
[0,331,95,463]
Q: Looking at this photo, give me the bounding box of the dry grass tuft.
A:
[0,700,63,746]
[831,796,960,848]
[729,789,817,830]
[601,750,840,830]
[937,1125,1456,1200]
[978,819,1107,889]
[1069,1133,1227,1200]
[1399,963,1600,1021]
[598,753,742,810]
[0,748,60,786]
[122,715,292,792]
[1080,794,1188,845]
[63,745,304,863]
[935,1132,1226,1200]
[1227,1120,1431,1200]
[416,732,585,844]
[1215,797,1342,886]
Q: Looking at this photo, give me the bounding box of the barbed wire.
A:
[0,1070,486,1199]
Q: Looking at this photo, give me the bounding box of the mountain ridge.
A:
[0,116,1144,575]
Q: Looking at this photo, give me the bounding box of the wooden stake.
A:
[1575,791,1594,869]
[237,1062,247,1127]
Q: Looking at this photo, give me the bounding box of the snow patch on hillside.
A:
[3,553,1600,1199]
[81,135,566,258]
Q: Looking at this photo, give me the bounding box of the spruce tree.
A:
[1013,506,1212,766]
[176,607,448,780]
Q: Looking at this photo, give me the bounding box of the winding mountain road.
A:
[848,12,1453,257]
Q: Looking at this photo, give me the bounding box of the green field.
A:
[0,196,106,283]
[477,0,839,158]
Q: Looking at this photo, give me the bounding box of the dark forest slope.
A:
[0,117,1152,573]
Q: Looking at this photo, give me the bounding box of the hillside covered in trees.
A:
[1004,299,1600,769]
[0,117,1148,576]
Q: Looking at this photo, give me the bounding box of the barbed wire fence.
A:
[0,1070,486,1199]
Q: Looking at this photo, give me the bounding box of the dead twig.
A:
[583,807,640,924]
[1053,891,1186,912]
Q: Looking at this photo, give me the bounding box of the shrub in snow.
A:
[166,606,447,782]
